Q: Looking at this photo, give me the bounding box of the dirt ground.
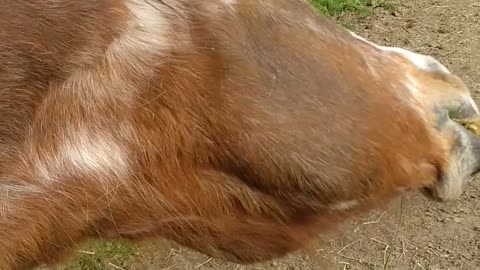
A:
[63,0,480,269]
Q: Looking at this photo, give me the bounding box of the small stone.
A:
[437,28,448,34]
[390,10,399,16]
[405,19,415,28]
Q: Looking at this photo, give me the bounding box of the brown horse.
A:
[0,0,479,269]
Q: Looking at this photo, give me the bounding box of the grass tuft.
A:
[309,0,395,17]
[61,240,137,270]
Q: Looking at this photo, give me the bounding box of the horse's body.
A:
[0,1,479,269]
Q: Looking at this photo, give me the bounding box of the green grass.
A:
[61,240,137,270]
[309,0,395,17]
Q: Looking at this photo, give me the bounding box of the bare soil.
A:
[62,0,480,269]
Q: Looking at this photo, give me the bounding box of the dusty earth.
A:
[57,0,480,269]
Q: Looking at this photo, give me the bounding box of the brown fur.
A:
[0,0,478,269]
